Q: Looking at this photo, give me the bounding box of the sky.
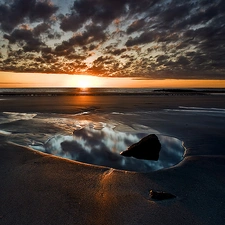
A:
[0,0,225,88]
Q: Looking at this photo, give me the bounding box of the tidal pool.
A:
[31,122,185,172]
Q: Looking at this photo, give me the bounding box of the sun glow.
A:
[77,79,89,89]
[72,75,101,88]
[1,72,225,88]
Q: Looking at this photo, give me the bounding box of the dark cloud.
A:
[4,28,33,44]
[157,55,169,64]
[160,3,190,23]
[0,0,58,32]
[54,23,106,57]
[176,56,190,66]
[176,4,219,30]
[105,46,127,56]
[126,31,158,47]
[0,0,225,79]
[33,23,50,36]
[60,0,157,31]
[60,0,126,31]
[60,14,82,32]
[29,1,58,22]
[0,0,34,32]
[3,27,44,52]
[126,19,146,34]
[73,0,127,27]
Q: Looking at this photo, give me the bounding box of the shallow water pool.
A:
[31,122,185,172]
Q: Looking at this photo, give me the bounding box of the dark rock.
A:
[120,134,161,161]
[149,190,176,200]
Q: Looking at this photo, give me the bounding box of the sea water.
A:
[1,87,225,96]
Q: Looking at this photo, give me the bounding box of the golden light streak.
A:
[0,72,225,88]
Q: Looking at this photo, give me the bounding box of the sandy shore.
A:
[0,94,225,225]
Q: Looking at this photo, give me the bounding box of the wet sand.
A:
[1,94,225,113]
[0,94,225,225]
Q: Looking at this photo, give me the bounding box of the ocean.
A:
[1,87,225,96]
[1,88,225,172]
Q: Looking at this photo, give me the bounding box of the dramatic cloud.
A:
[0,0,58,32]
[0,0,225,79]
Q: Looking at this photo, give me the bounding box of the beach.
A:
[0,91,225,224]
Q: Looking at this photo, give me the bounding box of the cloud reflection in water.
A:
[33,123,184,172]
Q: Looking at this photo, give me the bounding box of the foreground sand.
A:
[0,94,225,225]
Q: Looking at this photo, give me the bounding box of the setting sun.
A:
[69,75,102,88]
[77,78,90,89]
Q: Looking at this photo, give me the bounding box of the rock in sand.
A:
[120,134,161,161]
[149,190,176,200]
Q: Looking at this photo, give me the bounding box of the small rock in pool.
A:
[150,190,176,200]
[120,134,161,161]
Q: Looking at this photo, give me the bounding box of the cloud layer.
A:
[0,0,225,79]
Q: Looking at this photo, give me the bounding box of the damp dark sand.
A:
[0,94,225,225]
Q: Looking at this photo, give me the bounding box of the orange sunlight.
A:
[69,75,101,88]
[1,72,225,88]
